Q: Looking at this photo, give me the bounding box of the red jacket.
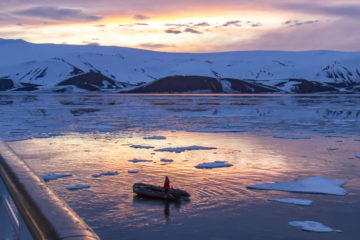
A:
[164,177,170,189]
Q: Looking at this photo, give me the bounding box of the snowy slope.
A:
[1,38,360,92]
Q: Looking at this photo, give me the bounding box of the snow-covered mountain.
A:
[1,38,360,93]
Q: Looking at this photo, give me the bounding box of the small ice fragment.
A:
[273,135,312,139]
[92,171,118,177]
[41,173,72,182]
[67,185,90,191]
[188,129,246,133]
[269,198,312,206]
[327,148,338,151]
[195,161,233,169]
[128,170,139,173]
[128,158,153,163]
[160,158,174,162]
[354,139,360,141]
[130,145,154,149]
[247,176,347,195]
[102,171,118,176]
[288,221,338,232]
[155,145,216,153]
[325,135,343,138]
[355,154,360,158]
[144,136,166,140]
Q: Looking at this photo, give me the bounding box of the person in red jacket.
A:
[164,176,170,194]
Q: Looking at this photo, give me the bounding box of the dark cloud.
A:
[82,41,100,46]
[134,23,148,26]
[251,22,262,27]
[193,22,210,27]
[133,14,149,20]
[13,6,102,22]
[165,29,182,34]
[278,3,360,19]
[95,24,106,27]
[222,20,241,27]
[283,20,319,27]
[184,28,202,34]
[138,43,175,49]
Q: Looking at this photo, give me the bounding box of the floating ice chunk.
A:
[356,154,360,158]
[155,145,216,153]
[160,158,174,162]
[354,139,360,141]
[288,221,341,233]
[195,161,233,169]
[327,148,338,151]
[273,135,312,139]
[247,176,347,195]
[41,173,72,182]
[128,158,153,163]
[325,135,344,138]
[130,145,154,149]
[269,198,312,206]
[143,136,166,140]
[128,170,139,173]
[188,129,246,133]
[92,171,118,178]
[67,185,90,191]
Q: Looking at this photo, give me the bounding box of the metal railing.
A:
[0,138,100,240]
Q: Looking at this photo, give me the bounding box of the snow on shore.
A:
[247,176,347,195]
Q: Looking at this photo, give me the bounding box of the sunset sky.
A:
[1,0,360,52]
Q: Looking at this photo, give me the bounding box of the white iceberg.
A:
[269,198,312,206]
[155,145,216,153]
[128,170,139,173]
[143,136,166,140]
[67,185,90,191]
[130,145,154,149]
[273,135,312,139]
[247,176,347,195]
[160,158,174,162]
[195,161,233,169]
[128,158,153,163]
[41,173,72,182]
[289,221,341,233]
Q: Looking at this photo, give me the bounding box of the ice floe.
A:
[273,135,312,139]
[269,198,312,206]
[128,170,139,173]
[247,176,347,195]
[130,145,154,149]
[128,158,153,163]
[92,171,118,178]
[160,158,174,162]
[356,154,360,158]
[327,148,338,151]
[67,185,90,190]
[188,128,246,133]
[288,221,341,233]
[195,161,233,169]
[354,139,360,141]
[143,136,166,140]
[155,145,216,153]
[41,173,72,182]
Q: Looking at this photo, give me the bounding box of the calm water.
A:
[1,94,360,239]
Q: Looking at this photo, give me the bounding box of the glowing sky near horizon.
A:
[1,0,360,52]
